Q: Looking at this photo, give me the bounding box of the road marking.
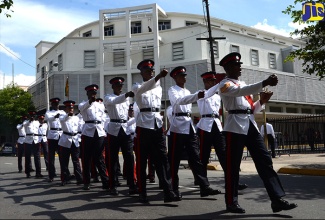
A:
[4,163,13,165]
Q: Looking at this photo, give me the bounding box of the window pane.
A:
[251,49,259,66]
[113,49,125,67]
[84,50,96,68]
[269,53,276,69]
[172,42,184,61]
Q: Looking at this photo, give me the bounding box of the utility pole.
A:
[197,0,226,122]
[197,0,225,72]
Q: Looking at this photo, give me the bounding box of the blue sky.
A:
[0,0,304,88]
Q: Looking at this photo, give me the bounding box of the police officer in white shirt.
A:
[45,98,66,182]
[17,115,28,173]
[168,66,221,200]
[260,118,276,158]
[23,111,43,178]
[104,77,137,196]
[58,100,83,186]
[38,114,49,171]
[218,52,297,213]
[132,59,177,203]
[78,84,109,190]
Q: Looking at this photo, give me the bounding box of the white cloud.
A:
[0,72,35,89]
[251,19,292,37]
[0,43,21,60]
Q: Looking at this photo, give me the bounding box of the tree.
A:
[283,0,325,80]
[0,0,14,17]
[0,84,35,142]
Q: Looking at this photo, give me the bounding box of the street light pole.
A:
[45,66,50,111]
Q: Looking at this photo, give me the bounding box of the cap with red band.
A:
[109,77,124,85]
[170,66,187,77]
[63,100,76,107]
[219,52,243,67]
[201,71,217,80]
[137,59,155,71]
[85,84,99,92]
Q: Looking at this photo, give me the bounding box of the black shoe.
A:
[60,181,71,186]
[109,188,119,196]
[48,178,54,183]
[200,186,221,197]
[35,174,44,178]
[116,181,122,186]
[226,204,246,213]
[69,174,75,180]
[164,191,178,203]
[271,198,298,213]
[117,172,123,177]
[83,184,90,190]
[54,173,58,177]
[102,184,110,190]
[149,179,155,183]
[92,177,100,183]
[194,180,199,186]
[26,174,31,178]
[173,190,182,201]
[129,187,139,195]
[139,193,149,203]
[76,181,83,185]
[238,183,248,191]
[18,170,22,173]
[30,169,35,172]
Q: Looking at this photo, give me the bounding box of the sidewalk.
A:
[206,152,325,176]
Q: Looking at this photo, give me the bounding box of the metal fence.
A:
[269,114,325,155]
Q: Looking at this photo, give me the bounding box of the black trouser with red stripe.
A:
[135,126,172,195]
[168,126,209,191]
[197,122,227,177]
[224,121,285,206]
[48,139,60,179]
[81,131,109,186]
[58,143,82,183]
[107,128,135,189]
[17,143,25,172]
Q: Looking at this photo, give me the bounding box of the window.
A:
[37,64,40,73]
[143,46,154,60]
[41,67,45,79]
[269,53,276,69]
[158,21,171,30]
[269,106,282,112]
[251,49,259,66]
[172,42,184,61]
[113,49,125,67]
[104,25,114,36]
[131,22,141,34]
[301,108,312,114]
[186,21,198,26]
[286,107,298,113]
[84,50,96,68]
[213,41,219,58]
[315,109,325,114]
[58,54,63,71]
[83,31,92,37]
[231,45,239,53]
[49,61,53,73]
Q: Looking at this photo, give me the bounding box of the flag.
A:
[65,76,69,98]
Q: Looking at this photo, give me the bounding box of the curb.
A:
[278,167,325,176]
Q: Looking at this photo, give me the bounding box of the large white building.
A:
[29,3,325,124]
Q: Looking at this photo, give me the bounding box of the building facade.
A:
[29,3,325,124]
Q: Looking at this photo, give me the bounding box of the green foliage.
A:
[0,0,14,17]
[283,0,325,80]
[0,83,35,126]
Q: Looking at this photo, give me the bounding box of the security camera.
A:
[52,62,59,67]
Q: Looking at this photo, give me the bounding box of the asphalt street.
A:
[0,154,325,219]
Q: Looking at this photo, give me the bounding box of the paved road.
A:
[1,154,325,219]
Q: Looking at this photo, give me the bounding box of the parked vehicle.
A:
[0,142,16,156]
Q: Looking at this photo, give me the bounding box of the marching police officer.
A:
[132,59,177,203]
[104,77,137,195]
[218,52,297,213]
[45,98,66,182]
[78,84,109,190]
[38,114,49,171]
[17,115,27,173]
[58,100,83,186]
[167,66,221,200]
[23,111,43,178]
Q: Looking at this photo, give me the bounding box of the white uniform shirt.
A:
[17,123,26,144]
[197,83,223,132]
[104,93,130,136]
[76,113,84,142]
[38,122,48,142]
[126,117,136,139]
[78,100,106,137]
[260,123,275,138]
[168,85,199,134]
[23,120,40,144]
[218,78,264,135]
[132,78,163,129]
[58,114,80,148]
[45,110,66,140]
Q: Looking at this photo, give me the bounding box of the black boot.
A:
[271,198,297,213]
[200,186,221,197]
[226,204,246,213]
